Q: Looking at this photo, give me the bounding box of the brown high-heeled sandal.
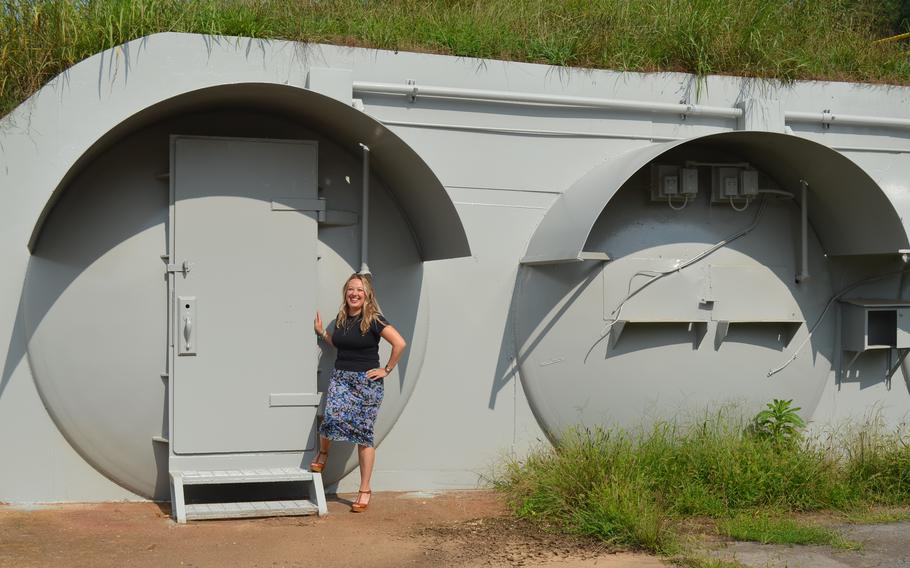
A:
[351,490,371,512]
[309,451,328,473]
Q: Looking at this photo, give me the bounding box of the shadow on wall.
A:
[0,288,29,400]
[313,264,423,487]
[489,262,605,412]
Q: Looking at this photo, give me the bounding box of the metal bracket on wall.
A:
[578,252,612,262]
[690,321,708,349]
[842,351,863,373]
[714,321,731,349]
[608,320,708,349]
[885,348,910,390]
[270,198,326,212]
[318,209,358,227]
[166,261,193,276]
[520,252,611,266]
[608,320,627,348]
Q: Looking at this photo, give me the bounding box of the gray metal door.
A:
[170,136,319,454]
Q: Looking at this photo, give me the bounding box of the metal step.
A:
[170,467,328,523]
[185,500,319,521]
[180,467,314,485]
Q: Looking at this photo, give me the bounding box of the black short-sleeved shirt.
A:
[331,314,389,372]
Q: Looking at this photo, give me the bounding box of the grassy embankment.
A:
[2,0,910,118]
[494,403,910,560]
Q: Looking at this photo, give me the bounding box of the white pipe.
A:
[756,189,794,198]
[786,111,910,131]
[830,144,910,154]
[354,81,910,132]
[353,81,743,119]
[377,118,683,141]
[796,180,810,284]
[359,143,371,275]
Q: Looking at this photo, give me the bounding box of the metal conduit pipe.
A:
[358,143,371,275]
[786,111,910,131]
[353,81,910,131]
[377,118,683,141]
[796,180,810,284]
[353,81,743,119]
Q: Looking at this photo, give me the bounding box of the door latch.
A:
[166,260,193,276]
[178,296,197,356]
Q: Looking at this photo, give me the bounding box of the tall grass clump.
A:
[2,0,910,119]
[842,419,910,504]
[495,404,910,553]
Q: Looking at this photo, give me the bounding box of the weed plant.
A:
[495,407,910,553]
[2,0,910,118]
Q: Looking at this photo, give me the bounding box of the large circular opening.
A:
[514,133,908,437]
[23,86,436,498]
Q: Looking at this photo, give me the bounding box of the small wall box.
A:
[841,299,910,352]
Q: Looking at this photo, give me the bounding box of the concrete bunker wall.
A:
[516,132,910,436]
[2,33,910,502]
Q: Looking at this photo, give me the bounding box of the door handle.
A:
[183,315,193,351]
[178,296,197,355]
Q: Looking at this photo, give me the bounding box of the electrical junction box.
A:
[841,299,910,352]
[663,174,679,196]
[680,168,699,197]
[839,298,910,382]
[651,164,677,200]
[710,166,767,204]
[717,167,740,198]
[651,165,698,201]
[740,169,759,197]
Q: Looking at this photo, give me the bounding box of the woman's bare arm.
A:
[367,325,407,380]
[314,311,333,347]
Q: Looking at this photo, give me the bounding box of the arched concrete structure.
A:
[2,39,469,500]
[514,131,910,437]
[28,82,469,260]
[522,132,910,264]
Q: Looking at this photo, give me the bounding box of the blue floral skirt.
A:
[319,369,384,447]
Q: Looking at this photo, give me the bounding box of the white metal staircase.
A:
[171,467,327,523]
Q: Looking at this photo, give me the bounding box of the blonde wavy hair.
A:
[335,273,384,335]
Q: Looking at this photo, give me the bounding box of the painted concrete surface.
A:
[2,33,910,502]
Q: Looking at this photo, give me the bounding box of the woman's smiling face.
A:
[345,278,366,313]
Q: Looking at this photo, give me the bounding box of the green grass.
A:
[718,513,860,549]
[844,506,910,524]
[2,0,910,119]
[494,411,910,554]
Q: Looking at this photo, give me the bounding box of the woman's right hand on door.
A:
[314,311,324,335]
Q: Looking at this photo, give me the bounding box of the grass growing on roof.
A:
[2,0,910,118]
[494,405,910,554]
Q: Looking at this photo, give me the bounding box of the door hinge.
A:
[166,261,193,276]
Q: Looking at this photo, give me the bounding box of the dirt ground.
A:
[6,491,910,568]
[0,491,665,568]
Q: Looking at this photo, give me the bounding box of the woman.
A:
[311,273,407,512]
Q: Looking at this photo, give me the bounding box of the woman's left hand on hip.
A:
[366,368,388,380]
